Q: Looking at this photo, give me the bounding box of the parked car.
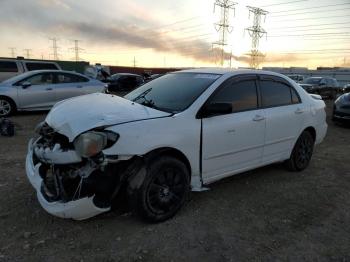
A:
[25,69,327,222]
[0,57,61,82]
[106,73,144,92]
[342,83,350,94]
[287,74,304,83]
[333,92,350,123]
[0,70,106,116]
[300,77,340,99]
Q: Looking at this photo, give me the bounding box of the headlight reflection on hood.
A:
[74,131,119,158]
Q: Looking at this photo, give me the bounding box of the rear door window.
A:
[0,61,18,72]
[260,80,294,107]
[25,62,59,71]
[56,73,88,84]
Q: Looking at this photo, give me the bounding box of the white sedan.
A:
[25,69,327,222]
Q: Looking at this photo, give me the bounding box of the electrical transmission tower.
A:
[49,37,60,60]
[245,6,268,69]
[9,47,16,58]
[23,49,32,59]
[212,0,237,66]
[70,40,84,61]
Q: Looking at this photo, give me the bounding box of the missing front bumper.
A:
[25,139,111,220]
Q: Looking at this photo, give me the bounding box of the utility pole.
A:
[245,6,268,69]
[23,49,32,59]
[70,40,84,62]
[132,56,137,67]
[49,37,60,60]
[9,47,16,58]
[212,0,237,67]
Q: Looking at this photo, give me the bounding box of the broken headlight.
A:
[74,131,119,158]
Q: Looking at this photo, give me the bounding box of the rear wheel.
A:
[285,131,314,171]
[0,97,16,117]
[130,156,190,222]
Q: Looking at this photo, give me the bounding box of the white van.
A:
[0,57,61,82]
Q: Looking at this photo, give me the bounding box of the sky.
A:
[0,0,349,69]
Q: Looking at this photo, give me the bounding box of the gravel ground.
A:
[0,102,349,262]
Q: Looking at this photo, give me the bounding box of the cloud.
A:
[38,0,71,10]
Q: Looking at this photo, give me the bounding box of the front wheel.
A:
[130,156,190,222]
[285,131,315,171]
[0,97,15,117]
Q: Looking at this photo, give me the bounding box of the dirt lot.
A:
[0,102,349,262]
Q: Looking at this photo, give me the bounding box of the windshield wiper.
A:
[132,88,152,102]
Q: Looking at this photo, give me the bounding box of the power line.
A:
[270,14,349,22]
[269,32,350,37]
[212,0,237,66]
[269,26,350,33]
[260,0,308,8]
[271,2,350,14]
[270,7,350,17]
[245,6,268,69]
[269,21,350,30]
[49,37,60,60]
[23,49,32,59]
[8,47,16,58]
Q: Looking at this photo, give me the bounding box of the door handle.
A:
[295,108,304,114]
[76,85,83,88]
[45,88,53,91]
[252,115,265,121]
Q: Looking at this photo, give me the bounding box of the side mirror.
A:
[198,102,232,118]
[21,81,31,88]
[319,82,326,86]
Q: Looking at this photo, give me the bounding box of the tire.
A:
[130,156,190,222]
[0,97,16,117]
[285,131,315,172]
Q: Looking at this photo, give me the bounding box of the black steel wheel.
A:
[130,156,190,222]
[285,131,314,171]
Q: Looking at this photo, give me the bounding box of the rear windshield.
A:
[125,73,221,113]
[304,78,321,85]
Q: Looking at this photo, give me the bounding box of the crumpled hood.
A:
[46,93,171,141]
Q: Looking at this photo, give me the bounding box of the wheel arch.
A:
[303,126,316,142]
[144,147,192,179]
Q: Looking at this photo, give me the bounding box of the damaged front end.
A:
[25,122,142,220]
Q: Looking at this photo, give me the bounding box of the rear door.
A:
[16,72,56,109]
[201,75,266,183]
[54,72,90,102]
[258,75,305,163]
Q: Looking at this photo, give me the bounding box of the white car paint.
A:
[25,68,327,220]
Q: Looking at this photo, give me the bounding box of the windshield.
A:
[110,74,122,80]
[2,71,33,84]
[304,78,321,85]
[124,72,221,113]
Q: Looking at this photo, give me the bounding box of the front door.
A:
[201,76,266,183]
[17,72,56,109]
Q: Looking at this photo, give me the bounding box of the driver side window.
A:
[210,79,258,113]
[18,73,54,86]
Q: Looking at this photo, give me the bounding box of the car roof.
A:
[24,69,82,74]
[175,68,291,78]
[111,73,141,77]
